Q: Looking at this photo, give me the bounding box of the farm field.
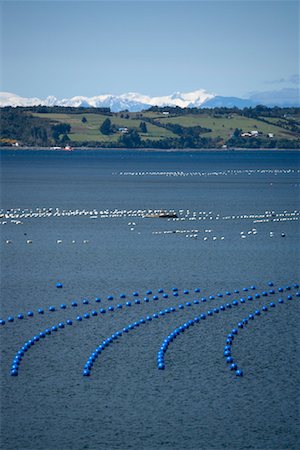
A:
[31,110,299,143]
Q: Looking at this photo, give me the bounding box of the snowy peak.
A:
[0,89,215,112]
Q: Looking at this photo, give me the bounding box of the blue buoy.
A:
[8,316,14,323]
[38,308,44,314]
[60,304,67,309]
[235,369,243,377]
[56,283,63,288]
[83,299,89,305]
[107,295,113,301]
[49,306,55,312]
[95,297,101,303]
[71,301,78,307]
[133,292,139,297]
[194,288,200,293]
[18,314,24,320]
[120,293,126,299]
[27,311,34,317]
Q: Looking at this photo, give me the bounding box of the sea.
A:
[0,149,299,450]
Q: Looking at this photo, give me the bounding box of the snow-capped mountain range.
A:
[0,89,215,111]
[0,88,298,111]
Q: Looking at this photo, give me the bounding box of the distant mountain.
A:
[0,89,215,112]
[0,88,299,111]
[201,96,256,109]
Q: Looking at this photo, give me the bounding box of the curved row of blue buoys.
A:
[10,320,74,377]
[82,307,177,377]
[2,281,298,327]
[224,293,299,377]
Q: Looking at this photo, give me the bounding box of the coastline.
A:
[1,146,299,152]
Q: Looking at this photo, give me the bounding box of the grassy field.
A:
[32,112,176,142]
[157,113,297,139]
[31,110,300,144]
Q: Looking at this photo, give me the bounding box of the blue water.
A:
[0,149,299,450]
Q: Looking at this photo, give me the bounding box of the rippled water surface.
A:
[0,150,299,450]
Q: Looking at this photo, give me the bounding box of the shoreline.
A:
[1,146,299,152]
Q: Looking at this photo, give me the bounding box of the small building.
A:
[118,127,128,133]
[267,133,274,138]
[162,112,170,115]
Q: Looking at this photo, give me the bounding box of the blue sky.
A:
[1,0,299,99]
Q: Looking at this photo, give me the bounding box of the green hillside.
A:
[1,105,299,149]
